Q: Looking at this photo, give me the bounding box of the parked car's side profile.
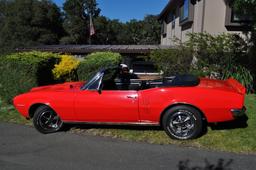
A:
[13,67,246,140]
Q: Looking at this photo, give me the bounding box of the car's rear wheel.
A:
[162,105,203,140]
[33,105,63,134]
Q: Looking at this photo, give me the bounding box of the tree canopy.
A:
[92,15,161,45]
[61,0,100,44]
[61,0,160,45]
[0,0,161,53]
[0,0,64,54]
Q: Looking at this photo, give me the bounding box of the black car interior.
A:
[102,70,200,91]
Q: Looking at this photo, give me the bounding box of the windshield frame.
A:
[81,69,105,90]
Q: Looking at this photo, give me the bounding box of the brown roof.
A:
[16,45,173,55]
[158,0,179,20]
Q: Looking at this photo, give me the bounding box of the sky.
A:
[53,0,169,22]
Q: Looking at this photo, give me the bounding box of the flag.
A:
[89,15,95,36]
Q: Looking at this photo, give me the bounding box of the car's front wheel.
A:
[162,105,203,140]
[33,105,63,134]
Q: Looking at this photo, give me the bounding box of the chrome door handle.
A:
[127,95,137,99]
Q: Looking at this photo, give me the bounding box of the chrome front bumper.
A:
[231,106,246,118]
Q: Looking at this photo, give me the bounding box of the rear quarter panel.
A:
[138,86,244,123]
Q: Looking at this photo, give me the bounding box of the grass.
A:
[0,99,31,125]
[1,95,255,154]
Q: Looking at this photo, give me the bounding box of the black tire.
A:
[162,105,203,140]
[33,105,63,134]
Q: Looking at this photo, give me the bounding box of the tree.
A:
[139,15,161,45]
[92,16,124,44]
[231,0,256,88]
[125,19,144,44]
[121,15,161,45]
[62,0,100,44]
[0,0,64,54]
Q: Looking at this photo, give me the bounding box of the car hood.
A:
[30,82,85,92]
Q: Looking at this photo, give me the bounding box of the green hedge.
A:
[0,51,59,103]
[149,48,193,76]
[77,52,122,80]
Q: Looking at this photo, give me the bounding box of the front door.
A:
[75,90,139,122]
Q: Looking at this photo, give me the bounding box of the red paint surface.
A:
[13,78,246,124]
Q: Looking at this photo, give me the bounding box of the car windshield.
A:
[81,70,104,90]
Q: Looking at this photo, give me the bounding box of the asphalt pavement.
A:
[0,122,255,170]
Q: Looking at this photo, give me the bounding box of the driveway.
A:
[0,122,255,170]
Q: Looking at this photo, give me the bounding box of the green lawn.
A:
[1,95,255,154]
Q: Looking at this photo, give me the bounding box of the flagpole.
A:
[89,13,95,45]
[89,14,92,45]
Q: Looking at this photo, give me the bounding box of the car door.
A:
[74,69,139,122]
[75,90,139,122]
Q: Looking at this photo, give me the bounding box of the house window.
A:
[180,0,189,21]
[165,11,175,28]
[179,0,194,26]
[172,13,176,28]
[231,8,251,22]
[161,21,167,38]
[225,4,252,30]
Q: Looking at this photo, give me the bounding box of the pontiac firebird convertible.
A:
[13,67,246,140]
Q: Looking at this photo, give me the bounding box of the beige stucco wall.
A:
[193,0,204,33]
[160,0,246,45]
[181,28,192,42]
[166,20,173,44]
[161,0,205,45]
[203,0,227,34]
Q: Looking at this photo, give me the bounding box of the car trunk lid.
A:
[199,78,246,95]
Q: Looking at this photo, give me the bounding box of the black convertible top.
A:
[166,74,200,87]
[138,74,200,90]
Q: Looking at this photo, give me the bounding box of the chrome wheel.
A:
[33,105,63,134]
[169,110,196,138]
[162,105,203,140]
[38,111,62,131]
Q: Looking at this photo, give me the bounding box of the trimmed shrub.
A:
[77,52,122,80]
[0,51,59,103]
[52,54,80,82]
[149,48,193,76]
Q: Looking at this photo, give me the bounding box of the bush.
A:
[222,65,254,93]
[77,52,122,80]
[0,51,59,103]
[149,48,193,76]
[52,54,80,82]
[184,33,248,75]
[185,32,248,67]
[184,32,254,92]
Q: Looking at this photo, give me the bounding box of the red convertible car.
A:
[13,67,246,140]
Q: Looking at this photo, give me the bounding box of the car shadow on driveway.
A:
[62,115,248,134]
[64,124,163,132]
[61,114,248,138]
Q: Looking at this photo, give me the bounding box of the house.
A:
[159,0,251,45]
